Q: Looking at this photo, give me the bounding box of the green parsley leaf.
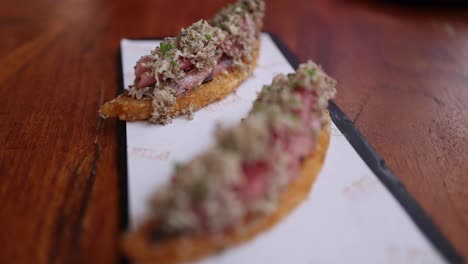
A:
[205,34,212,41]
[174,162,183,171]
[307,68,316,76]
[160,42,175,57]
[289,96,300,106]
[171,60,178,67]
[291,113,301,121]
[193,179,208,200]
[253,102,263,111]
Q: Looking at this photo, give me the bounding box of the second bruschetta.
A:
[122,60,337,263]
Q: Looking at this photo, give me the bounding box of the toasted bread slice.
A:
[99,44,259,121]
[122,114,331,264]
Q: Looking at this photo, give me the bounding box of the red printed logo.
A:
[203,94,242,112]
[129,146,170,161]
[342,176,379,200]
[386,245,433,263]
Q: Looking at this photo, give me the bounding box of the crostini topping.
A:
[150,87,177,124]
[126,0,265,124]
[148,61,337,235]
[211,0,265,69]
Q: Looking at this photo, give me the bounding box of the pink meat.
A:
[135,56,151,75]
[135,73,156,89]
[170,56,233,95]
[213,58,233,76]
[238,162,269,202]
[173,68,213,95]
[132,14,255,92]
[188,89,320,228]
[235,88,320,203]
[133,54,230,94]
[179,59,193,71]
[134,56,156,88]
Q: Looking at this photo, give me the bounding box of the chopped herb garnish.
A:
[171,60,178,67]
[293,81,301,89]
[217,23,224,30]
[253,102,262,111]
[291,113,301,121]
[215,50,220,56]
[193,179,208,200]
[160,42,175,57]
[307,69,316,76]
[174,162,183,172]
[205,34,212,41]
[289,96,300,106]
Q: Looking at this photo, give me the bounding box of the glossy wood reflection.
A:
[0,0,467,263]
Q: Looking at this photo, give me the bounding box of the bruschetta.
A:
[122,61,337,263]
[100,0,265,124]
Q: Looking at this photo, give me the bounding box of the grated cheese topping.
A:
[253,61,337,129]
[149,87,177,125]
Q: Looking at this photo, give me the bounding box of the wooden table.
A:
[1,0,467,262]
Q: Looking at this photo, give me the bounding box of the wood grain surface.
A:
[0,0,467,263]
